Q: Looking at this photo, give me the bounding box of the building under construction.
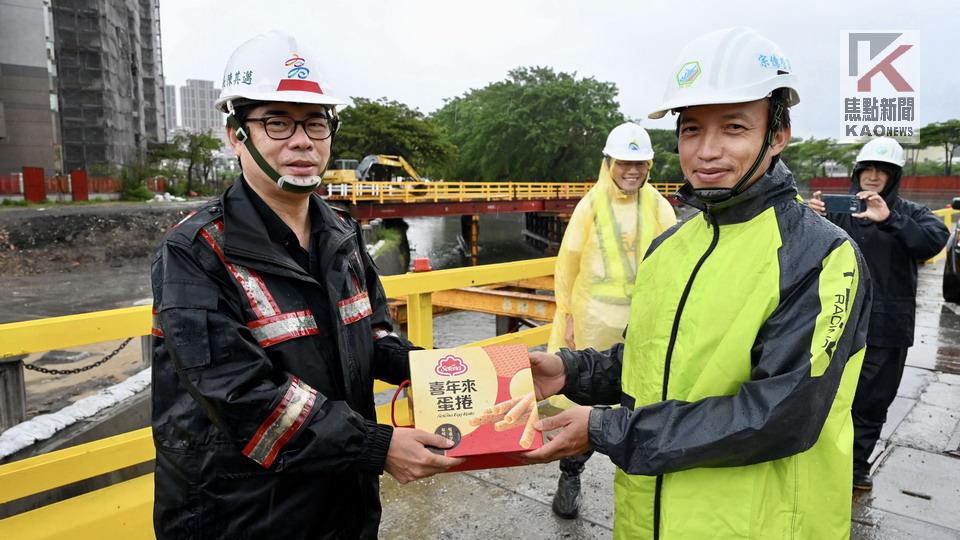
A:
[52,0,166,172]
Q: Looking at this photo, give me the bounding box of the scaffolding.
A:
[53,0,166,172]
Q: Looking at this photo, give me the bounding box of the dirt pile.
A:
[0,202,207,275]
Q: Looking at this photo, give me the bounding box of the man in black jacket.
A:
[151,32,462,539]
[810,136,949,490]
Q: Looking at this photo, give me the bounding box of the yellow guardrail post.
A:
[928,207,958,264]
[406,292,433,348]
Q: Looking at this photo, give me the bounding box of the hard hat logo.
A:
[284,54,310,79]
[676,61,702,88]
[276,52,323,94]
[628,141,640,152]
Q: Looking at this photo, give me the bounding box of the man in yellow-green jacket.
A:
[525,27,871,539]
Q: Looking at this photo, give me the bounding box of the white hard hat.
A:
[648,27,800,119]
[856,137,905,167]
[215,31,348,113]
[603,122,654,161]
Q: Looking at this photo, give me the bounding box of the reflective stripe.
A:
[590,183,658,303]
[338,291,372,324]
[243,376,317,468]
[591,191,637,302]
[199,220,281,318]
[171,210,197,230]
[248,310,320,348]
[151,307,164,338]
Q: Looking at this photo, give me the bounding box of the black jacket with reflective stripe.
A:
[151,179,412,539]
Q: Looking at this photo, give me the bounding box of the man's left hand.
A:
[852,191,890,222]
[521,406,593,463]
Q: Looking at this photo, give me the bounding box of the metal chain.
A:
[23,337,134,376]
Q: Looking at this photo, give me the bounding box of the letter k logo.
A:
[849,33,914,92]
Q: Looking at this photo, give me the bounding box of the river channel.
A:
[3,188,956,345]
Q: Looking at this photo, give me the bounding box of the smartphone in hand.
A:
[822,194,866,214]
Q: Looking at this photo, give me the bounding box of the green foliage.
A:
[780,137,862,182]
[119,159,155,200]
[432,66,625,181]
[1,198,29,206]
[918,119,960,175]
[154,131,223,194]
[909,159,950,177]
[646,129,682,183]
[376,226,403,244]
[334,98,456,178]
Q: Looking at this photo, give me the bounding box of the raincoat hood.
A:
[851,160,902,206]
[599,158,651,201]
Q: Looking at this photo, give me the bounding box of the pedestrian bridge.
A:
[326,180,684,219]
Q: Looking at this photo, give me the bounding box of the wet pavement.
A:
[379,261,960,539]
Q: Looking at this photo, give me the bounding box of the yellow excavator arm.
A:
[369,155,422,182]
[324,154,424,183]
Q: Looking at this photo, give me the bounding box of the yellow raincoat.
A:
[547,160,676,356]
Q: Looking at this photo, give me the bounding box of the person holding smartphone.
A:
[808,137,948,490]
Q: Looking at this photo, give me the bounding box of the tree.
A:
[432,66,625,181]
[646,128,682,183]
[779,137,861,182]
[149,131,221,195]
[334,97,456,178]
[919,120,960,176]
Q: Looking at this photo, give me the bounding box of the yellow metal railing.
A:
[928,207,958,264]
[324,180,683,205]
[0,258,557,538]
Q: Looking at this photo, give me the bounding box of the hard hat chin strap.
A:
[693,99,783,205]
[225,100,321,194]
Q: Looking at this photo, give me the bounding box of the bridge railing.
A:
[929,207,958,263]
[0,258,557,538]
[325,180,683,205]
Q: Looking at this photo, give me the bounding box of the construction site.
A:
[2,2,960,539]
[0,0,167,176]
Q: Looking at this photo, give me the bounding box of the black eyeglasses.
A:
[244,115,336,141]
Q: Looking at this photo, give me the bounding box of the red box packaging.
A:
[406,344,543,471]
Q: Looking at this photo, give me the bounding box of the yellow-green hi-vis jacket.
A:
[559,162,871,540]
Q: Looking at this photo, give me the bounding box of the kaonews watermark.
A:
[841,31,919,143]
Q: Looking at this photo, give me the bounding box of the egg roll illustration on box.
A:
[407,344,543,470]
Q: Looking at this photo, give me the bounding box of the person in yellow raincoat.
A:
[548,122,676,519]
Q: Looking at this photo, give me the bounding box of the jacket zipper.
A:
[652,209,721,540]
[324,231,362,404]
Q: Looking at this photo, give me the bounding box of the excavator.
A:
[323,154,425,183]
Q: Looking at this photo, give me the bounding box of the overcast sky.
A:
[159,0,958,139]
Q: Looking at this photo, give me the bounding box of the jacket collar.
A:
[677,161,799,225]
[219,175,351,278]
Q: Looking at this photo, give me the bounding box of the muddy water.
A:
[1,215,553,358]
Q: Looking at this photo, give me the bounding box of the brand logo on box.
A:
[435,355,468,377]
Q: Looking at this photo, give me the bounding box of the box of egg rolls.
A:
[407,344,543,471]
